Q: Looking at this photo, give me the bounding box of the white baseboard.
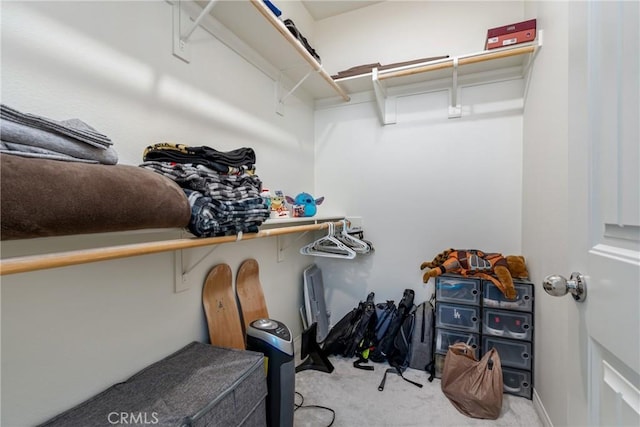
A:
[533,388,553,427]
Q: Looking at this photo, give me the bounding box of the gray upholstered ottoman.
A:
[39,342,267,427]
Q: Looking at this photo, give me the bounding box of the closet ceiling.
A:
[301,0,383,20]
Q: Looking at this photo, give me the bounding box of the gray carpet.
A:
[294,356,543,427]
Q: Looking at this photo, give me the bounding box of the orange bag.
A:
[441,342,504,419]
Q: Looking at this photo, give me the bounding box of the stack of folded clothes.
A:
[0,104,118,164]
[140,143,270,238]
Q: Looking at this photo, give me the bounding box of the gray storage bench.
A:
[39,342,267,427]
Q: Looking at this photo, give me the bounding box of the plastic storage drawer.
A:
[502,367,533,399]
[435,275,481,306]
[434,353,446,379]
[483,280,534,312]
[435,328,480,357]
[436,302,481,333]
[482,336,532,370]
[483,309,533,341]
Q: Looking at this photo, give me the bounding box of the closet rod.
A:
[0,221,343,276]
[248,0,350,102]
[378,45,536,81]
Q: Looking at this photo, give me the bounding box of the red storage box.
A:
[485,19,537,50]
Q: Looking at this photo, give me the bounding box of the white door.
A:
[563,1,640,425]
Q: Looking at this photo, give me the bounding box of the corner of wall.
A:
[533,388,555,427]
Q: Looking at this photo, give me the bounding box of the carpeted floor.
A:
[294,356,543,427]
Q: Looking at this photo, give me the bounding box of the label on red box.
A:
[486,28,536,49]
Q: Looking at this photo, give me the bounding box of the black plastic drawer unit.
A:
[482,336,532,371]
[436,275,482,306]
[482,280,534,312]
[434,353,445,379]
[502,366,533,399]
[483,308,533,341]
[435,274,535,399]
[435,328,480,358]
[435,302,481,333]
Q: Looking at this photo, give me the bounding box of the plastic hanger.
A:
[300,222,356,259]
[334,219,371,254]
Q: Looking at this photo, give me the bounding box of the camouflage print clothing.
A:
[140,157,269,238]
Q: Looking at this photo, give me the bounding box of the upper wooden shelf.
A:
[208,0,350,102]
[334,39,541,94]
[332,35,543,123]
[181,1,540,119]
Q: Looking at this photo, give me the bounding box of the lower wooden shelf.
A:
[0,219,344,276]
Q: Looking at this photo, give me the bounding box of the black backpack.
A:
[323,292,377,358]
[387,304,416,369]
[369,289,415,363]
[345,292,377,358]
[371,289,424,391]
[373,300,397,344]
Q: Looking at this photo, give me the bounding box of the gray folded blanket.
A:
[1,103,112,148]
[1,104,118,164]
[0,141,99,163]
[1,120,118,164]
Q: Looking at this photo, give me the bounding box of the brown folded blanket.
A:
[1,154,191,240]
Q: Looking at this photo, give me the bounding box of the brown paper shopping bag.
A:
[440,342,504,420]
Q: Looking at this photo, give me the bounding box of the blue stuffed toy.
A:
[286,192,325,217]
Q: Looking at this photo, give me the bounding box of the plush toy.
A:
[285,192,324,217]
[420,249,527,300]
[506,255,529,279]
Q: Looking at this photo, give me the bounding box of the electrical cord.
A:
[294,391,336,427]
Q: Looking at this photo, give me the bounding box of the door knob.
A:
[543,272,587,302]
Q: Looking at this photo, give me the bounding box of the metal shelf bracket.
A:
[276,67,321,116]
[448,57,462,118]
[174,229,222,292]
[172,0,219,63]
[372,68,397,125]
[276,230,312,262]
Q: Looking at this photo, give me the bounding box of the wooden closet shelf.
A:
[203,0,349,102]
[333,37,542,98]
[378,44,536,81]
[247,0,350,102]
[0,220,343,276]
[341,35,544,124]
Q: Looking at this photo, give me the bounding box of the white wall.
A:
[314,83,526,320]
[314,0,525,75]
[0,1,318,425]
[522,1,570,426]
[312,1,526,325]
